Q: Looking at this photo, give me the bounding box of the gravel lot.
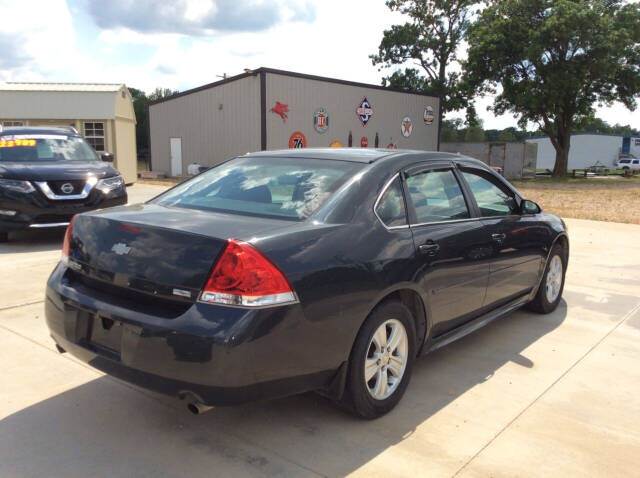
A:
[1,183,639,477]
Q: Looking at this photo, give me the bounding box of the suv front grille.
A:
[47,180,87,196]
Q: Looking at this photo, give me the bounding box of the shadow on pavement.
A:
[0,228,66,255]
[0,303,568,477]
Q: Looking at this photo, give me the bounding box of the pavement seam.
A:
[0,299,44,311]
[451,300,640,477]
[0,320,327,477]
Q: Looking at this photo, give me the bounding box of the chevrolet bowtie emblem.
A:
[111,242,131,255]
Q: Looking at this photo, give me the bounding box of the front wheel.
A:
[527,244,566,314]
[343,300,416,419]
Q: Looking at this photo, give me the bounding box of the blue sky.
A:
[0,0,637,130]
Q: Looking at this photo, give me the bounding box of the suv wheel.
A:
[342,300,416,419]
[527,244,566,314]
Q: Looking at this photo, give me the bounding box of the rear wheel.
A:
[527,243,566,314]
[343,300,416,419]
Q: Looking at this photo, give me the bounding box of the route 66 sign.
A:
[423,106,435,125]
[356,97,374,127]
[313,108,329,133]
[289,131,307,149]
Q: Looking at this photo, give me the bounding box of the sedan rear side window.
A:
[405,169,469,224]
[375,176,407,228]
[461,170,519,217]
[152,156,363,220]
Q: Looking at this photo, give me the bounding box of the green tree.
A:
[610,124,640,136]
[128,87,178,154]
[371,0,478,114]
[464,125,485,142]
[464,0,640,176]
[575,117,613,134]
[498,130,517,142]
[440,118,464,141]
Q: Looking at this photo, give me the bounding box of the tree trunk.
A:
[552,129,571,177]
[552,147,569,177]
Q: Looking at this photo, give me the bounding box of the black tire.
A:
[0,231,8,243]
[527,243,566,314]
[342,300,416,419]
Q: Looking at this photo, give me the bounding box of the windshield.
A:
[152,156,363,220]
[0,135,99,162]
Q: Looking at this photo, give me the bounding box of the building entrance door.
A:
[170,138,182,176]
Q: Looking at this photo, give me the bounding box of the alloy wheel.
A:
[545,255,563,303]
[364,319,408,400]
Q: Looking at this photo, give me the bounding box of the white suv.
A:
[616,158,640,170]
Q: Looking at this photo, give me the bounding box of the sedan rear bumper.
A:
[45,263,338,406]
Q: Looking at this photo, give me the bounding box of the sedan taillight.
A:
[200,239,297,307]
[61,214,77,262]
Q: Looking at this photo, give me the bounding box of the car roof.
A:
[0,126,81,137]
[244,148,465,164]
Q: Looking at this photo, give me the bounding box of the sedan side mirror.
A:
[521,199,541,215]
[101,152,114,162]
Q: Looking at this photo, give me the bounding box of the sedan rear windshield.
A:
[0,135,99,162]
[151,156,363,220]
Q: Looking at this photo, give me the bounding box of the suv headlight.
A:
[0,178,35,193]
[96,175,124,193]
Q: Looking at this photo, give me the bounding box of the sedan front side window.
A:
[405,169,469,224]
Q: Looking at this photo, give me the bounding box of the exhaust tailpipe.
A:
[179,391,213,415]
[187,402,213,415]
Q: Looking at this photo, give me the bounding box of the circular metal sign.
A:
[313,108,329,133]
[289,132,307,149]
[401,117,413,137]
[423,106,435,125]
[60,183,74,194]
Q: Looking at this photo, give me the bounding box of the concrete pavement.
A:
[1,184,639,477]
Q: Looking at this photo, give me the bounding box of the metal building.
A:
[440,141,537,179]
[0,82,138,183]
[526,133,640,170]
[148,68,441,176]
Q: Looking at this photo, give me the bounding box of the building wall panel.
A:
[0,91,116,119]
[114,118,138,183]
[527,134,640,170]
[265,73,439,151]
[149,76,261,175]
[440,141,536,179]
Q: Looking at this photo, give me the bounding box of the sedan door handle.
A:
[419,243,440,256]
[491,233,506,241]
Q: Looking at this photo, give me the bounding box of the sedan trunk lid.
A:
[66,203,294,306]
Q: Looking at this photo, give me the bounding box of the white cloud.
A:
[0,0,80,81]
[1,0,637,131]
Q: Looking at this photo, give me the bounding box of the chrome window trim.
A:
[35,177,96,200]
[409,214,522,229]
[374,164,525,231]
[373,173,410,230]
